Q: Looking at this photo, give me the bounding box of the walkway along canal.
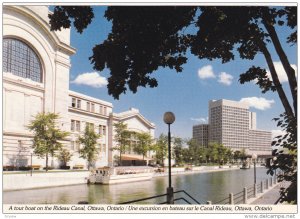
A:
[3,167,275,204]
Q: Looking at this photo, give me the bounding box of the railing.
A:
[210,175,278,204]
[119,190,200,205]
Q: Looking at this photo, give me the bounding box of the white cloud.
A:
[71,72,108,88]
[272,130,287,140]
[218,72,233,86]
[190,117,208,123]
[239,97,275,110]
[198,65,216,79]
[266,62,297,83]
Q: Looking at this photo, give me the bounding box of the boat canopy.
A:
[121,154,152,161]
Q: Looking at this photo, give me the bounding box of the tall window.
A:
[71,98,76,107]
[71,120,75,131]
[87,102,90,111]
[3,38,42,82]
[77,99,81,109]
[91,103,95,113]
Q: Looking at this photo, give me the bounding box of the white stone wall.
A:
[109,109,156,166]
[3,6,75,168]
[2,6,156,170]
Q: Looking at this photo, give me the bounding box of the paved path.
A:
[250,181,289,205]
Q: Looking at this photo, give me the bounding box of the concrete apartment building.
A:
[3,5,155,169]
[193,99,272,155]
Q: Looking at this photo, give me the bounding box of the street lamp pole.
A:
[164,112,175,204]
[168,123,172,189]
[252,153,257,184]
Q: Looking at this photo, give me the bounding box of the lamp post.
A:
[252,153,257,184]
[163,112,175,204]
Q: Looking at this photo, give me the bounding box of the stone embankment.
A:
[2,165,248,191]
[3,171,89,191]
[153,165,240,177]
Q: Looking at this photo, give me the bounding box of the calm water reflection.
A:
[3,167,270,204]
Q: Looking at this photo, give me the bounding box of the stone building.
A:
[3,5,155,169]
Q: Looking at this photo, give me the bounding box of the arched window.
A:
[3,38,42,83]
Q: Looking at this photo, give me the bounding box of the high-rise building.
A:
[192,99,272,155]
[209,99,250,151]
[192,124,209,147]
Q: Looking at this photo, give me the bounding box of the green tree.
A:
[153,134,168,166]
[172,137,184,165]
[233,150,242,163]
[186,138,200,164]
[56,148,73,168]
[269,114,297,204]
[113,122,132,166]
[207,143,219,164]
[28,112,69,171]
[79,124,100,170]
[133,132,154,161]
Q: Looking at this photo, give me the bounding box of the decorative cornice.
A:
[68,107,110,120]
[3,5,76,56]
[3,75,45,92]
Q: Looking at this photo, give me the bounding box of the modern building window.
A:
[3,38,42,82]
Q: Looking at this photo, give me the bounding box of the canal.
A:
[3,167,271,204]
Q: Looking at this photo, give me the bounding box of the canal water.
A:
[3,167,271,204]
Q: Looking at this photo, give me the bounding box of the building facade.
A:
[193,99,272,156]
[3,6,155,169]
[192,124,209,147]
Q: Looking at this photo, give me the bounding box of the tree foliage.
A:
[112,121,132,166]
[79,125,100,170]
[172,137,184,165]
[56,148,73,167]
[153,134,168,166]
[28,112,69,171]
[49,6,94,33]
[133,132,154,161]
[269,114,297,204]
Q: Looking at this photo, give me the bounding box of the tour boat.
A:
[240,162,250,169]
[87,166,154,184]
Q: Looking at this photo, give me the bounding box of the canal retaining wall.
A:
[2,165,251,191]
[3,171,89,191]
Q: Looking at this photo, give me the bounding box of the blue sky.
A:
[67,6,297,139]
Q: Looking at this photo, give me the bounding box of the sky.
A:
[67,5,297,139]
